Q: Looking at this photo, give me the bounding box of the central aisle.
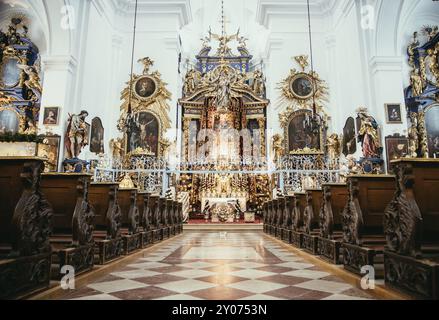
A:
[62,232,373,300]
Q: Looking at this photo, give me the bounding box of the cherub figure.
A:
[137,57,154,75]
[17,64,42,101]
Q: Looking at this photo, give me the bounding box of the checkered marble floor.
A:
[60,232,374,300]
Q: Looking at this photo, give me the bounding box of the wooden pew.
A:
[291,192,306,248]
[272,199,279,237]
[150,195,163,243]
[89,183,123,264]
[159,198,170,240]
[341,175,396,276]
[276,197,286,239]
[301,189,323,255]
[171,200,180,236]
[0,157,52,299]
[262,202,268,234]
[384,159,439,299]
[138,192,152,247]
[269,200,276,235]
[264,200,272,235]
[40,172,95,280]
[176,201,183,234]
[118,188,142,254]
[317,183,348,264]
[281,196,294,243]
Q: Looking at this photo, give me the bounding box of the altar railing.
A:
[91,154,343,195]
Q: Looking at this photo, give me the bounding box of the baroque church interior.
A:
[1,0,439,303]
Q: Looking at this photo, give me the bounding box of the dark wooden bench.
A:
[281,196,294,243]
[150,195,163,243]
[291,192,306,248]
[118,188,142,254]
[317,183,348,264]
[341,175,396,276]
[161,198,171,239]
[89,183,123,264]
[137,191,152,247]
[384,159,439,299]
[176,201,183,234]
[263,202,268,234]
[301,189,323,255]
[40,172,95,280]
[0,157,52,299]
[271,199,279,237]
[275,197,286,239]
[264,200,273,235]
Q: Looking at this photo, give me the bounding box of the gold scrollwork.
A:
[278,55,329,127]
[118,57,172,158]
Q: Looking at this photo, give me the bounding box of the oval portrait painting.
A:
[290,74,313,100]
[135,76,157,99]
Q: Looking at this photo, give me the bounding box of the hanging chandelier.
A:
[127,0,139,115]
[306,0,322,134]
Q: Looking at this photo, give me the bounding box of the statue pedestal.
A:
[0,142,38,157]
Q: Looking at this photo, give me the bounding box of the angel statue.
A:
[252,70,265,97]
[18,64,42,101]
[410,69,424,97]
[358,109,381,158]
[326,133,341,163]
[215,72,231,112]
[183,69,198,96]
[138,57,154,75]
[237,35,248,48]
[209,27,238,56]
[272,134,284,162]
[200,34,211,48]
[65,110,89,159]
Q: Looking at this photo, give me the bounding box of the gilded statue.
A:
[215,72,231,112]
[119,173,135,189]
[410,69,424,97]
[408,112,419,158]
[326,133,341,163]
[18,64,42,101]
[183,69,199,96]
[110,138,124,159]
[421,25,438,41]
[200,34,211,48]
[237,35,248,48]
[252,70,265,97]
[209,28,238,57]
[272,134,284,162]
[138,57,154,75]
[65,111,89,159]
[357,109,381,158]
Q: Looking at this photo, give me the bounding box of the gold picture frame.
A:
[289,73,316,100]
[133,75,159,102]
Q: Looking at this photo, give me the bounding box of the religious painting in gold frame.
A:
[37,134,61,172]
[134,75,158,101]
[284,109,324,155]
[0,106,21,135]
[289,73,316,101]
[424,104,439,158]
[0,55,21,88]
[125,111,160,157]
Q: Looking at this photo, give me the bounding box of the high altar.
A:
[179,25,270,219]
